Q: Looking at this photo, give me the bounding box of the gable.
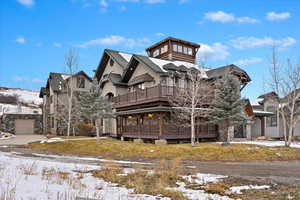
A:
[128,62,161,85]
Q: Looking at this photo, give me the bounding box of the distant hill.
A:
[0,87,42,106]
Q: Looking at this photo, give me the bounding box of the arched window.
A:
[106,92,114,101]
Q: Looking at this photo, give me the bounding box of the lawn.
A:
[28,138,300,162]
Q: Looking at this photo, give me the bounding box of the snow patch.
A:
[172,181,233,200]
[183,173,227,185]
[230,185,270,194]
[0,88,42,105]
[118,52,133,62]
[0,151,168,200]
[230,141,300,149]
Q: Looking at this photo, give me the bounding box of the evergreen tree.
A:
[211,74,248,143]
[78,79,114,138]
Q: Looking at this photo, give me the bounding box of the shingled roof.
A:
[206,64,251,83]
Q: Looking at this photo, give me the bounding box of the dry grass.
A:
[92,159,187,200]
[29,138,300,162]
[200,177,300,200]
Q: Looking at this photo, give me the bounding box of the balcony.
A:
[112,84,214,109]
[113,85,175,108]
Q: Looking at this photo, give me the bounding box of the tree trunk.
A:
[95,119,100,141]
[67,79,73,138]
[191,113,195,147]
[280,110,288,146]
[227,125,234,143]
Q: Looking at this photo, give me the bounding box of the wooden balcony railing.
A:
[112,85,175,108]
[112,84,214,108]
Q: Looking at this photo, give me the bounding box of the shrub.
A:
[77,123,94,136]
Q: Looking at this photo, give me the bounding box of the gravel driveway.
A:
[0,135,46,146]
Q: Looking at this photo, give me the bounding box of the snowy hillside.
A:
[0,87,42,105]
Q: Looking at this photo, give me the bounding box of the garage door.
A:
[15,119,34,135]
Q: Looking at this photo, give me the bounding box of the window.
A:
[50,95,53,104]
[110,59,114,67]
[137,83,145,90]
[161,45,168,54]
[153,49,159,57]
[188,48,193,55]
[77,77,85,88]
[183,46,188,54]
[51,117,54,128]
[177,45,183,53]
[266,106,277,127]
[173,44,177,52]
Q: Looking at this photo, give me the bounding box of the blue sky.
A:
[0,0,299,101]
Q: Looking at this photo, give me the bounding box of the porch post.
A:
[246,120,252,140]
[159,113,164,139]
[261,117,265,137]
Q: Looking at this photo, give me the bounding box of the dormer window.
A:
[161,45,168,54]
[153,49,159,57]
[77,77,85,88]
[187,48,193,55]
[110,59,114,67]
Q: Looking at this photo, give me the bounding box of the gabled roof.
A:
[206,64,251,83]
[73,70,93,82]
[45,71,92,93]
[258,91,278,99]
[94,49,132,81]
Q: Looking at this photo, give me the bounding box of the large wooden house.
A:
[95,37,251,142]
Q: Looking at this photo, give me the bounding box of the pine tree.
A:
[78,79,114,138]
[211,74,248,143]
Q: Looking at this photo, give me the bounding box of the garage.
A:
[15,119,35,135]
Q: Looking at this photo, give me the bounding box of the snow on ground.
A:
[174,182,233,200]
[0,151,236,200]
[230,141,300,149]
[0,151,167,200]
[230,185,270,194]
[31,152,152,165]
[0,88,42,105]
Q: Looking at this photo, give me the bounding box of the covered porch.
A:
[115,106,218,141]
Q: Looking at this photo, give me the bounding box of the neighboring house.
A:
[250,91,300,139]
[94,37,251,142]
[0,88,42,135]
[39,71,92,135]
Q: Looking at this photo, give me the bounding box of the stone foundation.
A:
[0,113,42,134]
[155,139,167,145]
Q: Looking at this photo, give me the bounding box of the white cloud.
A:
[156,33,166,37]
[12,76,43,84]
[203,11,259,24]
[266,12,291,21]
[15,37,26,44]
[146,0,165,3]
[32,78,43,83]
[233,57,262,67]
[53,42,62,47]
[77,35,150,48]
[100,0,108,7]
[204,11,235,23]
[16,0,34,7]
[12,76,28,82]
[197,43,230,63]
[237,17,259,24]
[36,43,42,47]
[230,36,297,49]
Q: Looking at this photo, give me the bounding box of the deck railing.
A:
[112,85,175,107]
[112,84,214,108]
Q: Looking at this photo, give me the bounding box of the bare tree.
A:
[169,68,214,146]
[268,46,300,146]
[64,49,79,137]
